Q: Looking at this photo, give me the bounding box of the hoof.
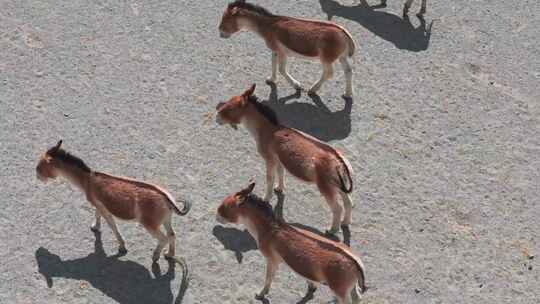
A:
[255,293,267,301]
[292,83,304,92]
[308,284,317,294]
[325,228,339,236]
[118,247,128,255]
[307,90,318,97]
[274,187,284,194]
[266,78,277,85]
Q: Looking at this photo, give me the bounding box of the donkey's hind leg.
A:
[162,213,176,258]
[319,183,342,235]
[339,56,353,98]
[340,192,353,226]
[308,62,333,95]
[146,225,169,262]
[278,55,303,91]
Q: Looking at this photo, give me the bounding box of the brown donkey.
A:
[219,0,356,98]
[36,141,191,262]
[216,84,354,235]
[216,182,366,303]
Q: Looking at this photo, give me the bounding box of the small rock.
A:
[414,288,421,294]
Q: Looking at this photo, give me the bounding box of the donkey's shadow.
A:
[319,0,433,52]
[260,83,352,142]
[212,225,258,263]
[35,231,188,304]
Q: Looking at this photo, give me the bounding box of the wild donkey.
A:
[216,84,354,234]
[216,182,366,303]
[36,141,191,262]
[219,0,356,98]
[373,0,427,17]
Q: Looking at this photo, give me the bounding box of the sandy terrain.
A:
[1,0,539,303]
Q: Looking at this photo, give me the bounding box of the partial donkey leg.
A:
[90,209,102,232]
[418,0,427,16]
[100,210,127,254]
[267,52,278,84]
[319,183,343,235]
[255,258,280,300]
[278,54,303,91]
[162,213,176,259]
[264,158,277,202]
[146,224,169,262]
[275,162,285,193]
[339,56,354,98]
[308,62,334,95]
[403,0,414,16]
[340,192,354,227]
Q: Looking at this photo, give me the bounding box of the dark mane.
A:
[245,193,276,221]
[228,1,274,17]
[248,95,279,125]
[47,147,91,172]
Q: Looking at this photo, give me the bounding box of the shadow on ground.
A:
[260,83,352,141]
[319,0,433,51]
[274,190,352,247]
[35,231,189,304]
[212,225,258,263]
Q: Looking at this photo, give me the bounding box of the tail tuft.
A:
[171,199,191,216]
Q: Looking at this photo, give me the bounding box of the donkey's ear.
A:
[242,83,256,98]
[50,140,63,153]
[237,181,255,198]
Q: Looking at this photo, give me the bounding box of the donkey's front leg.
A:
[101,211,127,254]
[264,160,276,202]
[255,259,279,300]
[90,209,101,232]
[266,52,278,84]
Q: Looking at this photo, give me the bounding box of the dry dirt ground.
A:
[1,0,539,303]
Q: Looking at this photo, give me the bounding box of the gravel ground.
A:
[1,0,539,303]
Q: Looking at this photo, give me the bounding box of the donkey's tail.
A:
[169,198,191,216]
[342,27,356,57]
[335,151,353,194]
[350,269,367,304]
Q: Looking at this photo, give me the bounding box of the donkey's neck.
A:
[58,164,92,192]
[239,207,276,244]
[241,105,278,140]
[239,14,278,36]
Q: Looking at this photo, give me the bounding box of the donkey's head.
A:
[36,140,63,183]
[216,182,256,224]
[215,84,256,129]
[219,1,244,38]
